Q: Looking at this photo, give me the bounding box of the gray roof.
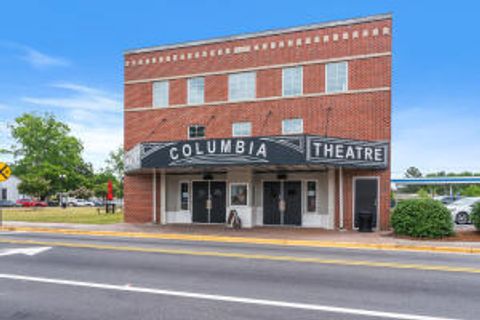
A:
[124,13,391,55]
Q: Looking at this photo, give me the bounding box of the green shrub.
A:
[391,199,454,238]
[471,202,480,231]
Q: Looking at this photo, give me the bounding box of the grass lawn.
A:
[1,207,123,224]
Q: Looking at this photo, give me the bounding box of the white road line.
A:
[0,247,51,257]
[0,273,460,320]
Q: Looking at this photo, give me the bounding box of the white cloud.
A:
[69,122,123,169]
[21,47,70,68]
[22,82,122,113]
[21,82,123,169]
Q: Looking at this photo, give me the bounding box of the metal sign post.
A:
[0,162,12,229]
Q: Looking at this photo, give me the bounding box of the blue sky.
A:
[1,1,479,176]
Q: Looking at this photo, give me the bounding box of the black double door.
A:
[354,178,378,228]
[263,181,302,226]
[192,181,226,223]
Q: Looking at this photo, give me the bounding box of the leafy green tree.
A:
[9,113,92,199]
[103,146,124,198]
[399,166,423,194]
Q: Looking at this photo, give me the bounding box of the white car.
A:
[68,198,95,207]
[446,197,480,224]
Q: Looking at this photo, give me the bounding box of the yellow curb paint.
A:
[1,226,480,255]
[1,237,480,274]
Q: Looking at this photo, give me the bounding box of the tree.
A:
[400,166,423,194]
[105,146,124,180]
[405,166,422,178]
[9,113,92,199]
[104,146,124,198]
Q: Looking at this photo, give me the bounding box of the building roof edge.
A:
[124,13,392,55]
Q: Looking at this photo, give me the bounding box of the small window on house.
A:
[307,181,317,212]
[228,72,256,101]
[282,66,303,96]
[152,80,169,107]
[187,77,204,105]
[232,122,252,137]
[188,125,205,139]
[326,61,348,93]
[180,182,189,211]
[230,183,248,206]
[282,118,303,135]
[1,188,7,200]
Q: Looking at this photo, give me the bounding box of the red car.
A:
[16,198,48,207]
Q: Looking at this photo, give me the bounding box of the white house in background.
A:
[0,175,22,202]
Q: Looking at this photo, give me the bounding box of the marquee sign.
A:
[125,135,388,172]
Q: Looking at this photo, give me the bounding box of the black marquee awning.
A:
[125,135,389,173]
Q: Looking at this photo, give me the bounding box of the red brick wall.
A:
[124,19,391,82]
[335,169,391,231]
[124,174,161,223]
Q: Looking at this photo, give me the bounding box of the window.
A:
[232,122,252,137]
[230,183,248,206]
[188,125,205,139]
[180,182,189,211]
[282,66,303,96]
[282,118,303,135]
[306,181,317,212]
[1,188,6,200]
[228,72,256,101]
[187,77,204,105]
[152,80,169,107]
[326,61,348,93]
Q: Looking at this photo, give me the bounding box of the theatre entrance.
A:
[263,181,302,226]
[192,181,226,223]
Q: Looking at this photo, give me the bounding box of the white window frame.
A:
[179,181,190,212]
[232,122,252,137]
[188,125,205,140]
[187,77,205,105]
[228,71,256,102]
[152,80,169,108]
[282,118,304,135]
[305,180,318,213]
[325,61,348,93]
[229,182,249,207]
[282,66,303,97]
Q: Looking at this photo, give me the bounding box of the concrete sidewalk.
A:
[2,221,480,254]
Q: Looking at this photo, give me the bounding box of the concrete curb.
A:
[2,226,480,254]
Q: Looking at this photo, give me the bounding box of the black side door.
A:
[263,182,281,225]
[210,181,226,223]
[192,181,209,223]
[284,181,302,226]
[354,178,378,228]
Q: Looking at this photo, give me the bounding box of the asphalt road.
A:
[0,231,479,320]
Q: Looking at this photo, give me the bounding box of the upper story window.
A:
[282,66,303,96]
[187,77,204,105]
[282,118,303,135]
[188,125,205,139]
[152,80,169,108]
[228,71,256,101]
[232,122,252,137]
[326,61,348,93]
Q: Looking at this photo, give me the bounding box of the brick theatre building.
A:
[123,13,392,230]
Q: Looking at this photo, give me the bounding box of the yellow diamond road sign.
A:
[0,162,11,182]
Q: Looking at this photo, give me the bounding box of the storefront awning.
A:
[125,135,389,173]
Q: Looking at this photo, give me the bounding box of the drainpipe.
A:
[152,169,157,224]
[339,167,344,230]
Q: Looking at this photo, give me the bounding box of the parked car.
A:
[16,198,48,207]
[434,195,462,205]
[67,198,95,207]
[0,199,21,207]
[446,197,480,224]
